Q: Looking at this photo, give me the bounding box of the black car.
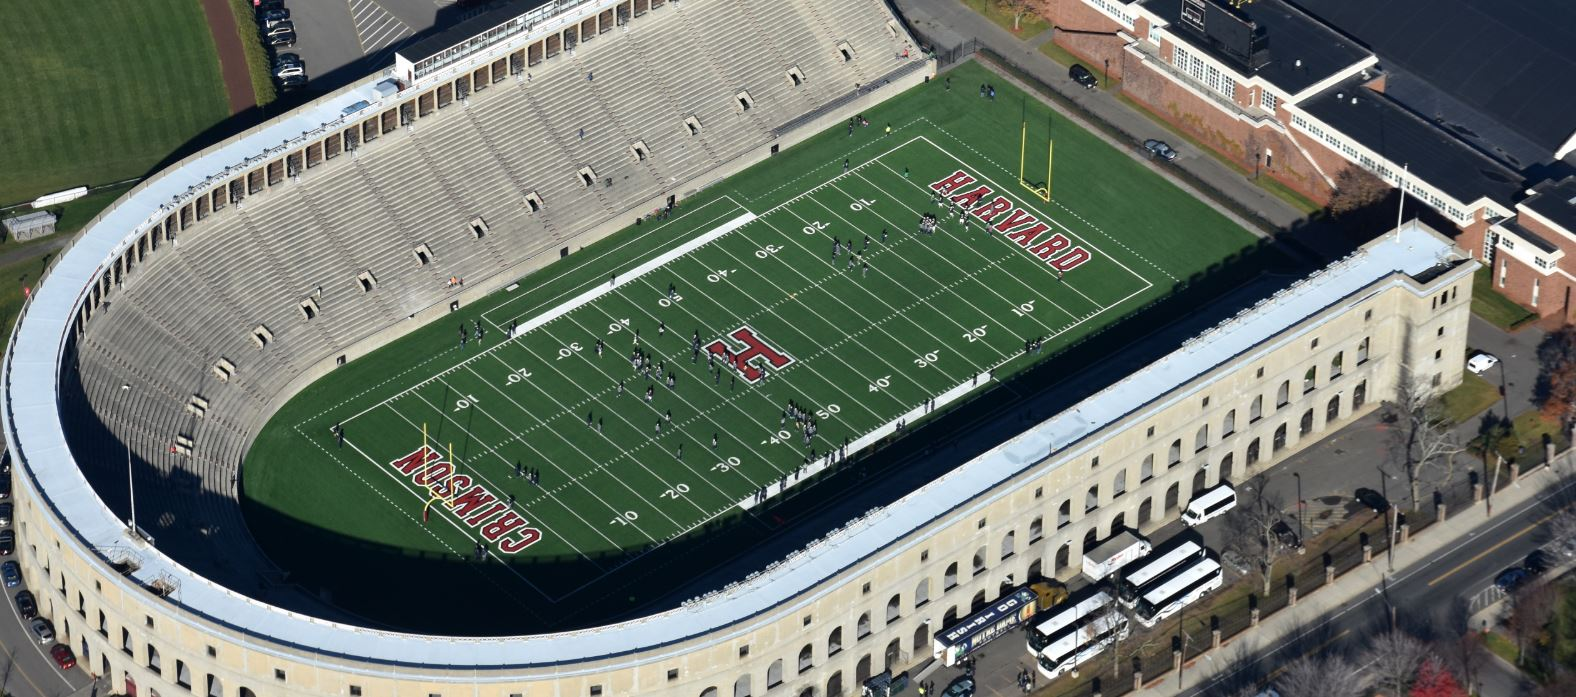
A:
[0,531,13,556]
[14,590,35,620]
[1354,487,1390,513]
[260,8,290,26]
[277,74,309,91]
[1524,549,1554,575]
[1496,567,1531,593]
[268,31,297,48]
[1270,520,1300,549]
[1069,63,1098,89]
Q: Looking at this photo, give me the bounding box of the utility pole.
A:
[1293,471,1304,541]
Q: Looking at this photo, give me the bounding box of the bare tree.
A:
[1328,165,1390,217]
[1360,630,1429,697]
[1220,476,1290,595]
[1387,372,1464,510]
[996,0,1049,32]
[1550,505,1576,550]
[1439,632,1487,696]
[1505,582,1557,666]
[1276,654,1367,697]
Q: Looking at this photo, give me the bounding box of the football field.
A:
[243,60,1259,619]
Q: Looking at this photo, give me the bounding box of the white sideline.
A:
[738,371,994,510]
[508,212,759,339]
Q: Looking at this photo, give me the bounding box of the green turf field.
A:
[243,60,1259,611]
[0,1,229,206]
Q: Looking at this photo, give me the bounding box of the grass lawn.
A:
[1441,371,1501,425]
[961,0,1051,37]
[242,60,1259,631]
[0,1,229,206]
[1116,93,1324,216]
[1472,408,1568,465]
[1472,267,1538,331]
[226,0,276,107]
[1483,630,1520,666]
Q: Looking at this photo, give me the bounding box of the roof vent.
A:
[1295,59,1303,69]
[1350,97,1358,105]
[1335,92,1343,100]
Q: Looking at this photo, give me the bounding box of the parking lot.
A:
[251,0,462,97]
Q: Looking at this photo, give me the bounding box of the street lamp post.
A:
[1103,58,1110,89]
[122,384,137,537]
[1293,472,1304,541]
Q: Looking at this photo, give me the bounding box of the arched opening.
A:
[943,606,959,628]
[943,562,959,590]
[1140,454,1154,481]
[1085,485,1099,512]
[1138,497,1153,526]
[1276,380,1290,407]
[1219,453,1234,483]
[1054,543,1071,573]
[857,612,872,639]
[1357,337,1370,363]
[884,638,903,672]
[702,687,720,697]
[1302,366,1316,393]
[1082,528,1099,555]
[1354,380,1367,409]
[1028,516,1043,541]
[1192,468,1208,493]
[239,687,258,697]
[1028,558,1043,581]
[971,590,987,612]
[767,659,784,689]
[1299,409,1314,437]
[1112,469,1127,497]
[1168,439,1182,466]
[1057,499,1072,527]
[1250,395,1263,421]
[1222,409,1236,436]
[1111,512,1126,532]
[1000,530,1016,559]
[972,547,987,576]
[735,674,752,697]
[1246,437,1261,465]
[827,672,843,697]
[798,688,816,697]
[856,654,873,684]
[1326,395,1341,422]
[885,594,902,623]
[1273,423,1287,451]
[914,578,930,607]
[828,626,843,656]
[1331,351,1344,378]
[1164,482,1180,511]
[913,623,930,651]
[206,674,224,697]
[1194,425,1209,453]
[799,644,814,672]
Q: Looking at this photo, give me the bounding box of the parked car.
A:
[273,52,302,68]
[50,644,76,671]
[29,617,53,644]
[1,561,18,588]
[1069,63,1098,89]
[942,676,976,697]
[1524,549,1555,576]
[274,64,306,79]
[0,530,14,556]
[1221,548,1252,576]
[1271,520,1301,549]
[0,477,11,500]
[1466,352,1499,375]
[254,0,285,11]
[1495,567,1531,593]
[15,590,36,620]
[1354,487,1390,513]
[265,20,294,36]
[278,74,309,91]
[0,503,12,526]
[268,31,297,48]
[1143,139,1178,161]
[260,8,290,26]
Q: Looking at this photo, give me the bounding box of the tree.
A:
[1220,476,1290,595]
[1328,165,1390,217]
[1362,630,1429,697]
[1439,632,1486,696]
[1538,326,1576,425]
[996,0,1049,32]
[1409,656,1465,697]
[1506,581,1557,666]
[1387,372,1463,510]
[1276,655,1367,697]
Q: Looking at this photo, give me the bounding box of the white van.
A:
[1181,483,1236,526]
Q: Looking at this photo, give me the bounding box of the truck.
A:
[1081,530,1152,581]
[931,582,1067,666]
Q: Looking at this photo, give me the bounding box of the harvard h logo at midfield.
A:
[707,326,793,383]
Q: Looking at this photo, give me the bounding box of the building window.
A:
[1533,278,1541,307]
[1499,258,1508,287]
[1261,90,1278,111]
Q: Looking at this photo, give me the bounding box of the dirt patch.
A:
[198,0,256,113]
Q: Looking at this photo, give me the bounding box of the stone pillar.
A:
[1325,562,1335,585]
[1212,627,1222,649]
[1173,648,1183,673]
[1363,544,1373,563]
[1133,669,1144,691]
[1473,481,1483,502]
[1250,607,1260,627]
[1510,463,1520,484]
[1437,503,1447,523]
[1288,585,1298,607]
[1400,523,1410,545]
[1091,677,1102,697]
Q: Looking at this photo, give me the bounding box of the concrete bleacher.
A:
[65,0,922,592]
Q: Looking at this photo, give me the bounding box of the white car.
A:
[1466,353,1499,375]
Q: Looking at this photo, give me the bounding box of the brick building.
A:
[1037,0,1576,318]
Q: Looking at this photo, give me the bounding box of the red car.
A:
[50,644,75,670]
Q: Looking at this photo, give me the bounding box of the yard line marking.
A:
[461,341,717,521]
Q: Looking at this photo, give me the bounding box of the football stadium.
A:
[0,0,1476,695]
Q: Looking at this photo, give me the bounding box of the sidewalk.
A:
[1130,459,1565,697]
[893,0,1307,234]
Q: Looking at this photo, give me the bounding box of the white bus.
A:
[1134,556,1223,627]
[1113,540,1206,606]
[1181,483,1237,526]
[1026,590,1113,656]
[1035,610,1129,680]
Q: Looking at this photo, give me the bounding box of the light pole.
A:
[1293,472,1304,541]
[122,384,137,537]
[1103,58,1110,89]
